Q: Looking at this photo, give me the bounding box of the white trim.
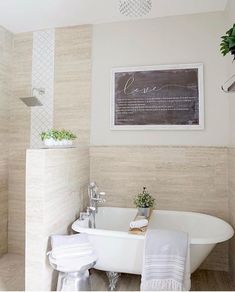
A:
[110,63,204,131]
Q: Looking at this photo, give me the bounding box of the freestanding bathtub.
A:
[72,207,234,275]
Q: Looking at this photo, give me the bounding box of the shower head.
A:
[20,96,43,107]
[20,87,45,107]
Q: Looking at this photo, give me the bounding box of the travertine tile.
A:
[0,26,13,256]
[8,32,33,255]
[228,147,235,281]
[54,25,92,146]
[0,253,24,291]
[90,146,229,271]
[25,147,90,291]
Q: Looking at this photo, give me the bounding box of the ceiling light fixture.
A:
[119,0,152,17]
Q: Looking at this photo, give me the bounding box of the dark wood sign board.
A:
[111,64,204,130]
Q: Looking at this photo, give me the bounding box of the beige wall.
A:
[90,146,229,271]
[8,32,33,255]
[0,26,12,255]
[7,24,92,256]
[54,25,92,146]
[226,0,235,283]
[25,148,89,291]
[91,12,228,146]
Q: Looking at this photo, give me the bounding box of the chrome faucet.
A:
[87,182,106,228]
[88,182,105,213]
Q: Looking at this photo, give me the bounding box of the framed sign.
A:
[111,63,204,130]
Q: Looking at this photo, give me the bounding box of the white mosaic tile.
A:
[31,29,55,148]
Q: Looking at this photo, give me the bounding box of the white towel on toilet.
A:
[141,229,191,291]
[130,219,148,229]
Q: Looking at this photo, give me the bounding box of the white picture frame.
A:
[110,63,204,130]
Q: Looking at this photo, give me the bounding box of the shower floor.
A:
[0,254,24,291]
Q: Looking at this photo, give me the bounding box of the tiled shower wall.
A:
[0,26,12,255]
[8,25,92,255]
[31,29,54,148]
[9,32,33,254]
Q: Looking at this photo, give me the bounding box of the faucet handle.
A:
[99,192,105,196]
[87,206,96,214]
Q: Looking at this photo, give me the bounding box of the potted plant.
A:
[220,23,235,61]
[134,187,155,218]
[40,129,77,147]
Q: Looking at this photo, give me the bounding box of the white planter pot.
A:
[44,138,73,148]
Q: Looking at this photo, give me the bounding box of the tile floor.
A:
[0,254,234,291]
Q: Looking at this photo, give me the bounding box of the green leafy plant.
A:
[220,23,235,60]
[40,129,77,141]
[134,187,155,208]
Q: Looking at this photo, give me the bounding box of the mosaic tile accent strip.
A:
[31,29,55,148]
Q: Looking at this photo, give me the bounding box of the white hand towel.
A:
[130,219,148,229]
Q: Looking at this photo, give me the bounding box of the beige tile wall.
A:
[90,146,229,271]
[8,32,33,255]
[54,25,92,145]
[229,147,235,279]
[8,24,92,256]
[25,147,90,291]
[0,26,13,255]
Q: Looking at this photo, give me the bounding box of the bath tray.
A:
[128,210,152,235]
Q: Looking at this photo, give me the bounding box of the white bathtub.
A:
[72,207,234,274]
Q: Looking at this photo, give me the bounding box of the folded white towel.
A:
[50,234,89,249]
[49,252,98,272]
[48,234,98,272]
[130,219,148,229]
[50,244,94,259]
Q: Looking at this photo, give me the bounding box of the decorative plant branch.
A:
[220,23,235,61]
[134,187,155,208]
[40,129,77,141]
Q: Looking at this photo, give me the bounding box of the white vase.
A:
[44,138,73,148]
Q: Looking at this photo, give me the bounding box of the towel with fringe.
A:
[141,229,190,291]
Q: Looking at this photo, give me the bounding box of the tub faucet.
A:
[88,182,106,213]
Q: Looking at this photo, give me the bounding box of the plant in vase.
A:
[134,187,155,218]
[40,129,77,147]
[220,23,235,61]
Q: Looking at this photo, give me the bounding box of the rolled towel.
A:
[130,219,148,229]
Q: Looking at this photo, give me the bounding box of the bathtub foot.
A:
[106,271,121,291]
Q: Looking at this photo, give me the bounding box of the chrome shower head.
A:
[20,87,45,107]
[20,96,43,107]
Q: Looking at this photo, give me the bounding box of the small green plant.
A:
[220,23,235,60]
[134,187,155,208]
[40,129,77,141]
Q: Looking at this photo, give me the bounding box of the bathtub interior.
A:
[94,207,233,244]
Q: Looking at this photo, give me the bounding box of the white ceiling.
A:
[0,0,228,33]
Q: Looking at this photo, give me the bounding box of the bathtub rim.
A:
[72,207,234,245]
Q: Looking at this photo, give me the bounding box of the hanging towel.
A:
[141,229,190,291]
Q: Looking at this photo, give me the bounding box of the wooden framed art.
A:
[111,63,204,130]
